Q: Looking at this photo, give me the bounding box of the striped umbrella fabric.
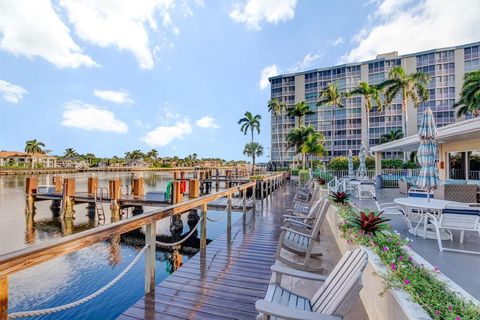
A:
[357,143,367,179]
[348,149,354,178]
[416,108,439,199]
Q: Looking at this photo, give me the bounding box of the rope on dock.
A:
[156,217,204,247]
[8,245,149,319]
[206,205,229,222]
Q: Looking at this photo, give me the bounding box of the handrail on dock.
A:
[0,172,287,320]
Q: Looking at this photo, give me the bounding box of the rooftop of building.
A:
[0,151,56,159]
[269,41,480,81]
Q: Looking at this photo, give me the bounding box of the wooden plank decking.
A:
[118,184,289,320]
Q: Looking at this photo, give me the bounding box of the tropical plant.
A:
[454,70,480,117]
[378,66,430,137]
[268,98,287,164]
[287,101,315,127]
[25,139,45,168]
[348,210,390,235]
[286,125,315,168]
[349,81,382,144]
[301,132,325,169]
[83,153,95,164]
[329,191,350,204]
[238,111,261,142]
[243,142,264,174]
[25,139,45,154]
[125,150,144,160]
[64,148,78,157]
[317,83,348,156]
[380,129,404,144]
[146,149,158,159]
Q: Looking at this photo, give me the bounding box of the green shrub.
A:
[327,156,375,170]
[298,169,310,186]
[313,171,334,183]
[290,168,300,176]
[403,161,420,169]
[381,159,404,169]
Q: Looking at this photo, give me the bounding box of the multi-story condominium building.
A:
[269,42,480,167]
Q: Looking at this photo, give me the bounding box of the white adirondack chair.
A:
[275,200,330,271]
[426,203,480,254]
[292,184,321,212]
[256,248,368,320]
[283,198,327,228]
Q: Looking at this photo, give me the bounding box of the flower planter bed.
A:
[323,196,480,320]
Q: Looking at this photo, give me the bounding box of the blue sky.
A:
[0,0,478,161]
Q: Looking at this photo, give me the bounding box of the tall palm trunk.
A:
[252,155,256,174]
[402,89,408,162]
[276,116,282,165]
[302,153,306,169]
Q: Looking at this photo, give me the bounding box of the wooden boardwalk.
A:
[118,184,290,320]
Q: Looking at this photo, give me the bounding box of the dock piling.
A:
[62,178,76,218]
[200,203,207,249]
[0,276,7,320]
[145,222,156,294]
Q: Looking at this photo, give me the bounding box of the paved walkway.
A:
[118,183,367,319]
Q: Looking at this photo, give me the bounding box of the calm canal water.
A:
[0,172,240,319]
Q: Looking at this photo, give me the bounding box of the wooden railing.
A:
[0,172,287,319]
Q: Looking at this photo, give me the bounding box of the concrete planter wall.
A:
[325,204,431,320]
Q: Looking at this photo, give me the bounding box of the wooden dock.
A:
[118,185,287,319]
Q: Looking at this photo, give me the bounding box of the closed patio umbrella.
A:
[348,149,354,179]
[416,107,439,202]
[357,143,367,179]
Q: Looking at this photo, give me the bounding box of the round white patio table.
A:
[393,197,453,240]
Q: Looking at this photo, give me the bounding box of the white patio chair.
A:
[373,196,421,232]
[275,200,330,271]
[355,181,375,200]
[256,248,368,320]
[426,203,480,254]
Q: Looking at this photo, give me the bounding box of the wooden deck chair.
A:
[275,200,330,271]
[294,181,317,202]
[292,184,320,211]
[427,203,480,254]
[283,197,327,228]
[256,248,368,319]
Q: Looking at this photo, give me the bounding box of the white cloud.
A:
[0,0,97,68]
[61,101,128,133]
[259,64,281,90]
[59,0,198,69]
[290,53,322,72]
[341,0,480,63]
[94,89,133,104]
[333,36,344,46]
[143,120,192,147]
[196,116,219,129]
[230,0,297,30]
[0,80,28,104]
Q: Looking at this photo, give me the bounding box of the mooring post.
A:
[87,176,98,195]
[145,222,156,294]
[227,194,232,230]
[200,203,207,249]
[242,188,247,214]
[53,176,62,193]
[252,183,256,212]
[109,179,121,221]
[25,176,37,215]
[188,179,199,198]
[133,177,145,197]
[0,276,7,320]
[180,171,185,180]
[260,181,264,207]
[62,178,76,218]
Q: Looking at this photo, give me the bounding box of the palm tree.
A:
[286,125,316,169]
[243,142,264,174]
[379,129,404,144]
[238,111,261,142]
[287,101,315,127]
[64,148,78,157]
[349,81,382,146]
[146,149,158,159]
[454,70,480,117]
[317,82,347,157]
[268,98,287,165]
[301,132,325,169]
[378,66,430,136]
[25,139,45,154]
[126,150,144,160]
[25,139,45,168]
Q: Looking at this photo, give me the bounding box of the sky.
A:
[0,0,479,161]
